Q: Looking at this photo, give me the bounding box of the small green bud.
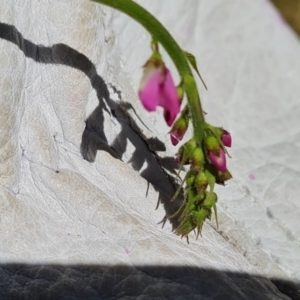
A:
[202,192,217,209]
[177,138,197,165]
[191,147,205,172]
[185,171,196,188]
[186,186,197,199]
[170,114,189,146]
[185,138,197,154]
[195,195,206,210]
[205,135,220,153]
[193,209,208,238]
[193,208,208,225]
[195,171,208,194]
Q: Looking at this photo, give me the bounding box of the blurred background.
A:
[272,0,300,35]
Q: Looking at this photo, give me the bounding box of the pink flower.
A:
[208,148,227,173]
[138,62,180,126]
[221,130,232,147]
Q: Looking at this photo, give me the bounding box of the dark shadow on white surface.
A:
[0,264,298,299]
[0,22,183,227]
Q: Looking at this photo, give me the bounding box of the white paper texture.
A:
[0,0,299,298]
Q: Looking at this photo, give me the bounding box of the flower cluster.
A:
[138,46,232,239]
[171,128,232,238]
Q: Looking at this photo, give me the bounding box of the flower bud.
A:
[139,53,180,126]
[193,209,208,224]
[205,135,220,154]
[219,129,232,147]
[195,171,208,194]
[176,138,197,164]
[186,187,197,203]
[195,193,206,204]
[185,171,196,188]
[202,192,217,209]
[193,208,208,238]
[191,147,205,172]
[208,148,227,173]
[170,114,189,146]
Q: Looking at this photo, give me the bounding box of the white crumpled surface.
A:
[0,0,299,299]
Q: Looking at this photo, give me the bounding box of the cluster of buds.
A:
[172,127,232,238]
[138,43,232,239]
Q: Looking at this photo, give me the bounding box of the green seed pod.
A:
[195,171,208,194]
[193,208,208,226]
[185,138,197,155]
[177,138,197,165]
[202,192,217,209]
[191,147,205,172]
[205,135,220,153]
[185,171,196,188]
[170,114,189,146]
[194,192,206,205]
[186,186,197,200]
[185,188,198,212]
[194,208,209,238]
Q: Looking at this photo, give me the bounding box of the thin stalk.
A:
[93,0,205,142]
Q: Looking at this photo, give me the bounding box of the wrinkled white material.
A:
[0,0,299,298]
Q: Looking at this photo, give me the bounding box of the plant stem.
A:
[93,0,205,142]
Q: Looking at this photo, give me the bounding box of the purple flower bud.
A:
[208,148,227,173]
[138,61,180,126]
[221,130,232,147]
[170,115,189,146]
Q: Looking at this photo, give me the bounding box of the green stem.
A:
[93,0,205,142]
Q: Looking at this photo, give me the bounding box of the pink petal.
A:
[159,69,180,126]
[221,131,232,147]
[138,67,161,112]
[208,148,227,172]
[170,131,181,146]
[170,128,186,146]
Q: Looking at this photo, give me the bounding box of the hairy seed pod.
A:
[193,208,208,226]
[195,171,208,194]
[205,135,220,154]
[185,171,196,188]
[191,147,205,172]
[202,192,217,209]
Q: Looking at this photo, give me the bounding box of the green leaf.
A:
[184,51,208,90]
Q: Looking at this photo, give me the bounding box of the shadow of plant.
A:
[0,22,183,230]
